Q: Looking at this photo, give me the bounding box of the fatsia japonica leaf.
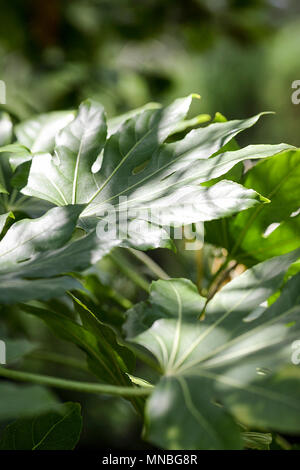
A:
[15,102,160,153]
[0,337,56,422]
[0,383,59,422]
[0,207,172,304]
[0,211,14,236]
[0,142,47,217]
[15,110,76,154]
[0,204,116,303]
[242,431,272,450]
[0,143,32,171]
[205,149,300,266]
[20,96,192,206]
[126,249,300,450]
[16,97,291,251]
[107,102,161,137]
[20,299,135,387]
[0,402,82,450]
[2,336,35,365]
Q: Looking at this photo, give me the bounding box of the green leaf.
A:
[0,211,14,237]
[17,97,291,251]
[126,249,300,449]
[0,383,59,422]
[21,96,191,207]
[15,110,75,153]
[242,431,272,450]
[0,143,38,216]
[0,144,32,170]
[107,102,161,137]
[0,402,82,450]
[4,338,36,365]
[205,149,300,265]
[20,301,135,387]
[139,180,268,227]
[20,100,107,206]
[0,205,91,303]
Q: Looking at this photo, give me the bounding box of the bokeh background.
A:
[0,0,300,450]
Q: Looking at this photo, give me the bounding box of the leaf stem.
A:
[275,434,292,450]
[207,261,238,301]
[109,249,150,292]
[0,367,152,397]
[200,259,237,319]
[128,248,170,280]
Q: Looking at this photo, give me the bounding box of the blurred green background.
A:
[1,0,300,145]
[1,0,300,450]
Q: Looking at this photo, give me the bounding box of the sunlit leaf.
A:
[126,249,300,449]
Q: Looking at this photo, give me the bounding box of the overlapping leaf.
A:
[0,383,59,422]
[0,141,49,217]
[20,298,135,387]
[15,110,76,154]
[0,204,114,303]
[205,149,300,266]
[14,97,291,250]
[0,402,82,450]
[126,249,300,449]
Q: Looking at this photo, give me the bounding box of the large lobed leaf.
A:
[126,249,300,449]
[205,149,300,266]
[0,402,82,450]
[0,96,294,304]
[14,96,291,249]
[0,204,113,303]
[20,299,135,387]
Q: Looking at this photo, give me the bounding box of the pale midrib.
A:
[84,144,283,216]
[1,231,95,278]
[45,174,68,205]
[171,286,260,371]
[106,187,258,219]
[32,409,73,450]
[148,330,169,370]
[72,133,85,204]
[178,305,300,372]
[183,369,300,409]
[166,284,183,370]
[86,125,153,206]
[0,225,60,261]
[176,376,221,444]
[203,334,298,369]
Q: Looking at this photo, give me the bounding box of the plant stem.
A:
[199,260,238,319]
[109,249,150,292]
[0,367,152,398]
[128,248,170,280]
[275,434,292,450]
[207,261,238,301]
[208,256,230,291]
